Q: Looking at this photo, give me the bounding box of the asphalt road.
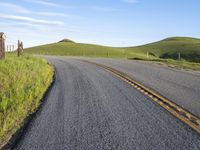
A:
[14,56,200,150]
[83,58,200,117]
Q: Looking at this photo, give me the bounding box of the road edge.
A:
[0,65,55,150]
[80,59,200,135]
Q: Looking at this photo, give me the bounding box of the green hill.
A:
[25,41,127,58]
[125,37,200,62]
[25,37,200,62]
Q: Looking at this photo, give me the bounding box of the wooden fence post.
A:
[147,51,149,59]
[178,52,181,61]
[0,32,6,59]
[17,40,24,57]
[17,40,20,57]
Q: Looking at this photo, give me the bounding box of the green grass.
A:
[0,54,53,146]
[165,59,200,71]
[24,37,200,70]
[25,37,200,62]
[130,57,200,71]
[25,41,130,58]
[125,37,200,63]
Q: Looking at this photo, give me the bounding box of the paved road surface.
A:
[14,57,200,150]
[83,58,200,117]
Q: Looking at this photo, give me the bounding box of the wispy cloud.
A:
[33,12,70,17]
[0,2,71,17]
[0,14,64,26]
[24,0,62,7]
[0,2,29,13]
[122,0,139,4]
[91,6,119,12]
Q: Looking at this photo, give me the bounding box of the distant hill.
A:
[125,37,200,62]
[25,40,126,58]
[25,37,200,62]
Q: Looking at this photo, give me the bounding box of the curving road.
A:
[83,58,200,117]
[14,56,200,150]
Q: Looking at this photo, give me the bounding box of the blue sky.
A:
[0,0,200,47]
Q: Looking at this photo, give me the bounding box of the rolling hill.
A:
[125,37,200,62]
[25,40,127,58]
[25,37,200,62]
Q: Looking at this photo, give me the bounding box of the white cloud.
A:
[0,2,29,13]
[24,0,62,7]
[0,14,64,26]
[122,0,139,3]
[0,2,71,17]
[33,12,70,17]
[0,21,88,47]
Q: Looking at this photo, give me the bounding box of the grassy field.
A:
[0,54,53,147]
[125,37,200,63]
[25,37,200,61]
[24,37,200,70]
[25,41,128,58]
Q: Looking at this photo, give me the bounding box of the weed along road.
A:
[13,56,200,150]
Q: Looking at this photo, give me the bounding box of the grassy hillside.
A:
[125,37,200,62]
[25,37,200,63]
[25,40,128,58]
[0,54,53,147]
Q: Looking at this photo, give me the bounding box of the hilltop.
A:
[58,39,75,43]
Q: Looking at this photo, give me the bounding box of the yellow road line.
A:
[80,59,200,134]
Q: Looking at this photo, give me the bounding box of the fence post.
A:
[17,40,20,57]
[17,40,24,57]
[147,51,149,60]
[21,41,24,52]
[124,49,126,59]
[178,52,181,61]
[0,32,6,59]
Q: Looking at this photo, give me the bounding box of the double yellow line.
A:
[80,59,200,134]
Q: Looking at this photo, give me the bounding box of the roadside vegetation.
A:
[25,37,200,71]
[131,58,200,71]
[0,54,53,147]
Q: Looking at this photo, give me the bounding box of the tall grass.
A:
[0,54,53,146]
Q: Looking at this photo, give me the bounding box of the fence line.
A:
[0,32,24,59]
[6,45,16,52]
